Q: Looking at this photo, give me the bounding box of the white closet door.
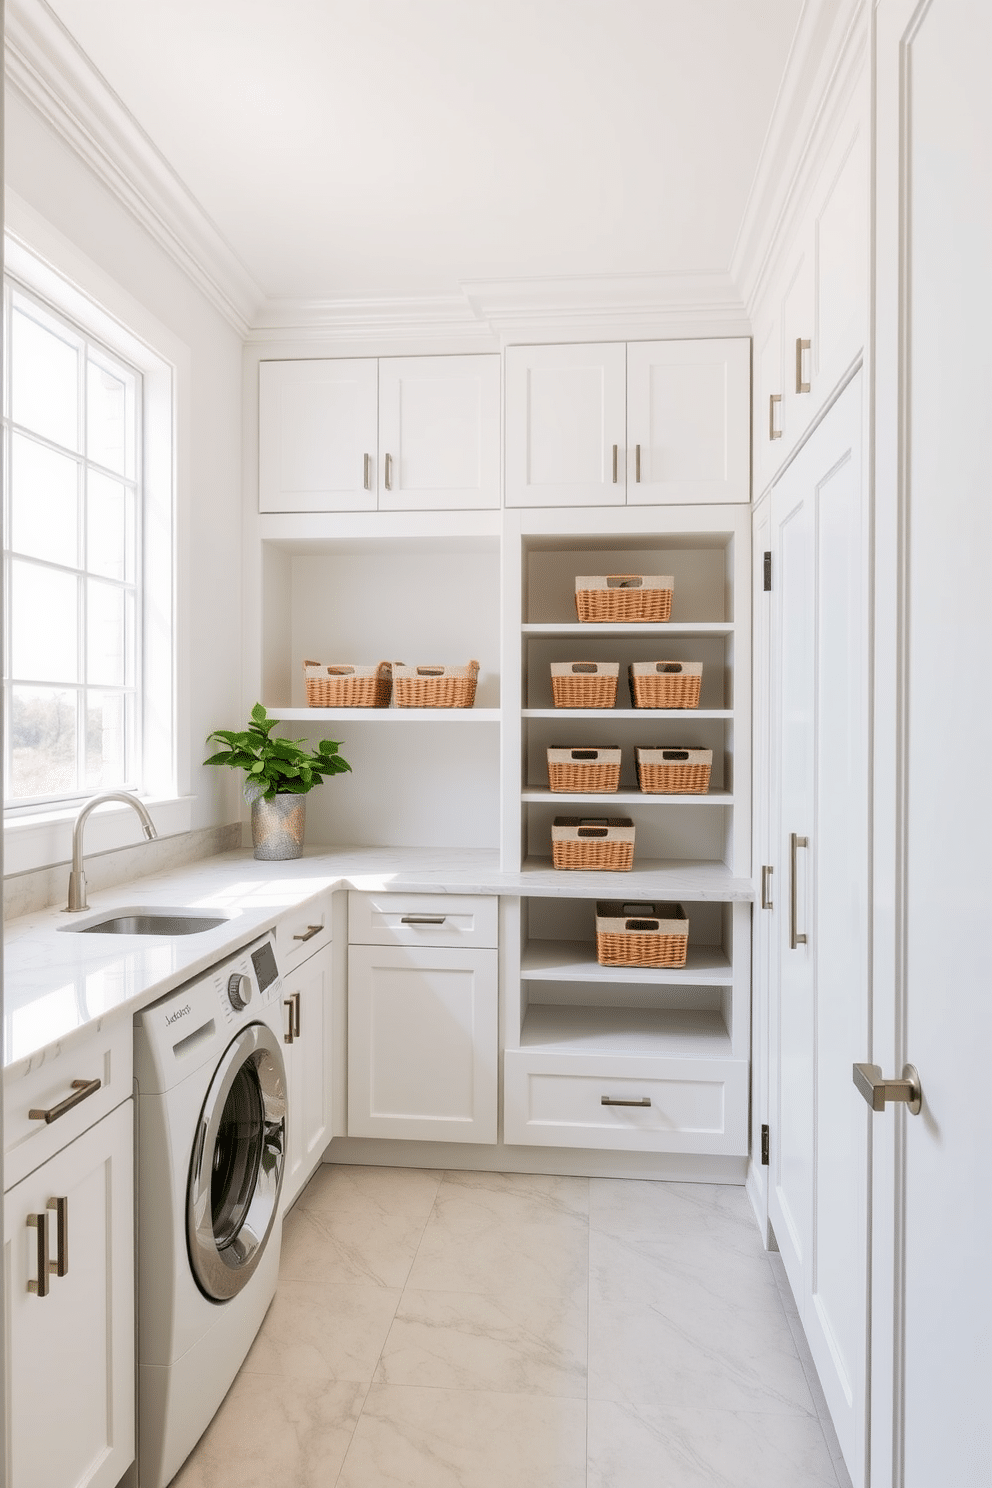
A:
[378,355,500,510]
[768,374,869,1486]
[626,338,751,504]
[504,343,626,506]
[259,358,377,512]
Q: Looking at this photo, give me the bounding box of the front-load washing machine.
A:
[134,931,287,1488]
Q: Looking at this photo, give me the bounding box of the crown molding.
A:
[4,0,264,338]
[731,0,869,315]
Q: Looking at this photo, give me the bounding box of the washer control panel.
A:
[214,932,282,1026]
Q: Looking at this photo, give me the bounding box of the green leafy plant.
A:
[204,703,351,804]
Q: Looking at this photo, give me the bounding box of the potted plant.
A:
[204,703,351,860]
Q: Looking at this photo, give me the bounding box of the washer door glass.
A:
[187,1021,286,1301]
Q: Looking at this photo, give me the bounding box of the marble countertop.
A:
[3,845,752,1075]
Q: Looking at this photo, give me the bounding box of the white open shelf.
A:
[522,622,735,637]
[522,709,733,720]
[521,788,733,805]
[519,858,753,899]
[521,939,732,984]
[264,707,501,723]
[518,1004,733,1057]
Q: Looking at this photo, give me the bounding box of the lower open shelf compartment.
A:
[519,1002,732,1058]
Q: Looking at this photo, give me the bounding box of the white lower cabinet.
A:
[281,941,334,1208]
[348,942,498,1143]
[503,1050,748,1154]
[4,1100,134,1488]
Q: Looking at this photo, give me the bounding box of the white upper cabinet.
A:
[626,339,751,505]
[259,358,378,513]
[505,342,627,506]
[378,355,500,511]
[259,353,500,513]
[505,339,750,507]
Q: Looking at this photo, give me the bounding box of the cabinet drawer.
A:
[503,1050,748,1155]
[348,892,497,949]
[276,889,333,973]
[4,1018,133,1190]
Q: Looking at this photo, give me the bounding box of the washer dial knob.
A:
[227,972,252,1011]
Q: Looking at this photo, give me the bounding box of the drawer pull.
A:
[29,1077,101,1125]
[292,991,302,1039]
[26,1209,51,1296]
[284,997,295,1044]
[293,924,322,943]
[601,1096,652,1108]
[400,915,447,925]
[48,1197,69,1277]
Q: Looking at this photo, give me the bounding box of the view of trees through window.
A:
[2,283,141,806]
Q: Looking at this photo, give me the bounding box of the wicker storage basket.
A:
[552,817,635,871]
[635,747,712,794]
[628,661,702,709]
[575,574,674,624]
[303,660,392,708]
[551,662,619,709]
[595,901,689,967]
[547,746,622,793]
[392,661,480,708]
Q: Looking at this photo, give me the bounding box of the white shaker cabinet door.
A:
[378,354,500,510]
[281,943,333,1210]
[5,1101,134,1488]
[626,338,751,504]
[259,358,378,512]
[505,342,626,506]
[348,944,497,1142]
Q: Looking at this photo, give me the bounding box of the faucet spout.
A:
[66,791,159,913]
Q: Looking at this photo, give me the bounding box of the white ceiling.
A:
[41,0,802,306]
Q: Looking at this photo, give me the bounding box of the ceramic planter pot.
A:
[250,794,306,860]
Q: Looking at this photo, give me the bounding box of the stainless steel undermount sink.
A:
[59,909,229,936]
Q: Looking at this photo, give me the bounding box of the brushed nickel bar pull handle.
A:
[29,1077,101,1124]
[796,338,811,394]
[612,444,618,483]
[48,1197,68,1278]
[852,1063,922,1115]
[601,1096,651,1108]
[363,453,372,490]
[769,393,783,440]
[27,1210,51,1297]
[283,998,295,1045]
[293,924,322,943]
[384,452,393,490]
[761,865,774,910]
[635,444,641,482]
[790,832,808,949]
[400,915,446,925]
[292,991,301,1039]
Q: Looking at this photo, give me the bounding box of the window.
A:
[2,283,143,808]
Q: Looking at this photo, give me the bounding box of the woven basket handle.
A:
[571,749,599,759]
[606,575,643,588]
[326,665,355,675]
[656,662,683,673]
[417,667,444,676]
[571,662,599,673]
[625,918,660,930]
[578,827,608,838]
[662,750,689,760]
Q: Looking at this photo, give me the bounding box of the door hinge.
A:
[761,1124,770,1165]
[763,551,772,591]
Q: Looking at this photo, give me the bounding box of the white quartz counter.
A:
[3,845,752,1074]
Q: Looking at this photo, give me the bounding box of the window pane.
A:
[87,580,126,687]
[10,433,79,567]
[11,560,78,682]
[88,471,133,581]
[87,359,130,476]
[8,686,77,799]
[85,690,127,788]
[11,308,79,451]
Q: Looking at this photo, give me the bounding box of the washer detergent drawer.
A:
[4,1019,132,1190]
[349,892,497,949]
[503,1050,749,1155]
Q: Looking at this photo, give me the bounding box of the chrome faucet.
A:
[66,791,158,912]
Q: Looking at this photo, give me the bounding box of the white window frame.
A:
[3,208,193,876]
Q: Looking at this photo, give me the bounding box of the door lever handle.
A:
[852,1062,922,1115]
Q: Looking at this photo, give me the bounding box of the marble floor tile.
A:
[588,1291,817,1415]
[436,1168,591,1221]
[336,1384,587,1488]
[280,1164,442,1289]
[374,1284,587,1397]
[242,1279,401,1383]
[588,1399,841,1488]
[590,1178,766,1259]
[590,1225,783,1318]
[169,1373,367,1488]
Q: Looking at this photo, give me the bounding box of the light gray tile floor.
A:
[172,1165,851,1488]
